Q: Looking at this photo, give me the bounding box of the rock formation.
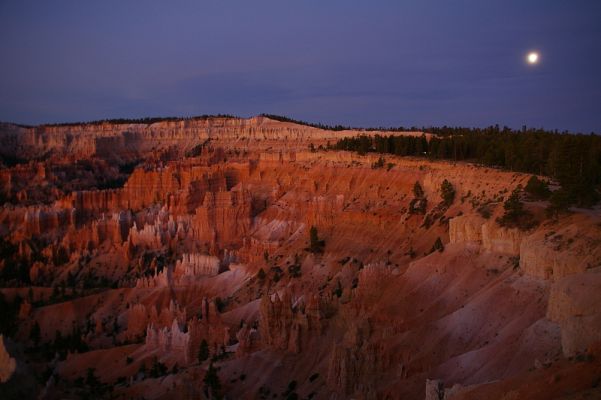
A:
[0,335,16,383]
[449,215,523,255]
[259,292,300,353]
[175,253,220,278]
[145,319,190,365]
[547,272,601,357]
[0,116,599,399]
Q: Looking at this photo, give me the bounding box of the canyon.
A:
[0,116,600,399]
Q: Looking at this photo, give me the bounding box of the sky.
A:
[1,1,600,132]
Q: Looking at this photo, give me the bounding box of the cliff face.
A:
[520,215,601,280]
[449,215,484,244]
[1,116,600,400]
[447,213,601,361]
[547,272,601,357]
[259,292,305,353]
[191,189,252,249]
[145,319,190,364]
[449,215,523,255]
[175,254,220,277]
[0,117,428,163]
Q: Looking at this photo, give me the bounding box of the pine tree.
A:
[503,189,525,219]
[372,156,385,169]
[333,280,343,298]
[524,176,551,200]
[498,188,535,229]
[547,188,573,217]
[51,285,59,301]
[430,237,444,253]
[86,368,100,387]
[413,181,424,198]
[204,362,222,399]
[198,339,209,363]
[257,268,266,281]
[30,321,41,347]
[309,226,324,253]
[440,179,455,206]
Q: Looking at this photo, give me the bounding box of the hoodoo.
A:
[1,115,600,399]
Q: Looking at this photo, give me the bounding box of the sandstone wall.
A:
[175,253,220,277]
[520,218,601,280]
[448,215,522,255]
[258,291,326,354]
[448,215,484,244]
[191,189,252,249]
[0,117,430,162]
[547,272,601,356]
[481,222,523,255]
[145,319,190,365]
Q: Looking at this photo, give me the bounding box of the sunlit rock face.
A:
[0,116,600,399]
[547,272,601,357]
[519,215,601,281]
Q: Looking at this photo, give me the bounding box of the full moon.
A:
[527,52,539,64]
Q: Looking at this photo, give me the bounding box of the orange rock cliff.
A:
[0,116,599,400]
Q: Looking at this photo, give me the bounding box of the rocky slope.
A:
[0,116,599,399]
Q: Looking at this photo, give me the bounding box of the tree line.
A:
[39,114,239,128]
[331,126,601,210]
[261,113,428,132]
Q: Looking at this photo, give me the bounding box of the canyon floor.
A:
[0,116,600,399]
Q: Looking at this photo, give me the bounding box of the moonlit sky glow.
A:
[0,1,600,132]
[528,52,540,64]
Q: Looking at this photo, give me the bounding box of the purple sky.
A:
[1,1,600,132]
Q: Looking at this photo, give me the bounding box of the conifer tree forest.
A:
[331,127,601,210]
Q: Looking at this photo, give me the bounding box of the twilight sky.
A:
[1,1,600,132]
